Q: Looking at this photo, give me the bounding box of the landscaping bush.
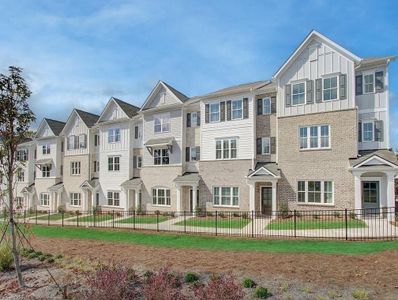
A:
[58,205,66,214]
[142,266,185,300]
[254,287,272,299]
[333,211,341,218]
[279,203,290,218]
[184,272,199,283]
[242,278,257,288]
[143,270,153,280]
[93,206,102,215]
[85,263,137,300]
[0,243,13,271]
[206,212,214,217]
[218,212,226,218]
[193,274,244,300]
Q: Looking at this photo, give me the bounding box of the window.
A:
[79,134,87,148]
[17,170,24,182]
[292,82,305,105]
[71,161,81,175]
[299,125,330,150]
[261,138,270,155]
[213,187,239,207]
[154,149,169,165]
[42,144,50,155]
[152,188,171,206]
[137,156,142,168]
[364,74,374,94]
[297,181,333,204]
[190,147,200,161]
[154,113,170,133]
[191,112,198,127]
[16,197,24,208]
[16,150,28,161]
[93,160,100,172]
[94,134,100,146]
[210,103,220,122]
[40,193,50,206]
[96,193,100,206]
[232,100,243,119]
[70,193,81,206]
[215,138,237,160]
[42,165,51,177]
[108,128,121,143]
[262,97,271,115]
[108,156,120,171]
[363,122,374,142]
[107,191,120,206]
[323,76,338,101]
[135,126,139,139]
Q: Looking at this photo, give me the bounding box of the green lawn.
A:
[174,217,250,228]
[31,225,398,255]
[67,214,113,223]
[266,218,367,230]
[117,215,170,224]
[36,213,76,221]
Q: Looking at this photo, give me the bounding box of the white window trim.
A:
[362,120,374,142]
[299,125,331,151]
[154,113,171,134]
[108,155,121,171]
[108,128,121,143]
[291,81,306,106]
[40,193,50,207]
[363,72,375,95]
[153,148,170,165]
[42,165,51,177]
[231,99,243,120]
[70,161,81,176]
[212,186,240,208]
[215,138,238,160]
[209,103,220,123]
[297,180,334,206]
[262,97,271,115]
[152,187,171,207]
[69,192,81,207]
[190,112,198,128]
[261,137,271,155]
[322,75,339,102]
[107,191,120,207]
[42,144,51,155]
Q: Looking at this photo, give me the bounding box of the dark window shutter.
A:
[135,126,139,138]
[196,146,200,160]
[375,71,384,93]
[133,156,137,168]
[375,120,384,142]
[339,74,347,100]
[187,113,191,127]
[315,78,323,103]
[306,80,314,104]
[185,147,190,162]
[358,122,362,142]
[220,102,225,122]
[271,137,276,154]
[355,75,363,95]
[61,141,64,152]
[205,104,209,123]
[256,138,261,155]
[243,98,249,119]
[271,97,277,114]
[227,100,232,120]
[285,84,291,107]
[257,99,263,115]
[67,137,70,150]
[197,111,201,126]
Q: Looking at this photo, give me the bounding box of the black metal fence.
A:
[2,207,398,241]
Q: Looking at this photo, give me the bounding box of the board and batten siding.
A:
[200,93,255,161]
[36,137,62,178]
[278,40,356,118]
[64,114,90,157]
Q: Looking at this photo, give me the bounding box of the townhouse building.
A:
[9,30,398,217]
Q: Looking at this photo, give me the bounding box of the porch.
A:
[174,173,201,213]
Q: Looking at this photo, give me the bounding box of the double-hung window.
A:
[79,134,87,148]
[137,156,142,168]
[323,76,338,101]
[297,181,334,204]
[364,74,374,94]
[17,170,24,182]
[291,82,305,105]
[93,160,100,172]
[71,161,81,175]
[299,125,330,150]
[189,147,200,161]
[191,112,198,127]
[154,149,169,165]
[363,122,374,142]
[152,188,171,206]
[107,191,120,206]
[42,165,51,177]
[215,138,237,160]
[70,193,81,206]
[16,150,28,161]
[108,156,120,171]
[232,100,243,119]
[40,193,50,206]
[154,113,171,133]
[262,97,271,115]
[261,137,270,155]
[210,103,220,122]
[42,144,50,155]
[108,128,120,143]
[213,187,239,207]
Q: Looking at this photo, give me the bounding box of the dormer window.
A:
[292,82,306,105]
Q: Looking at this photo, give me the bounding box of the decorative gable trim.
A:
[35,119,55,139]
[353,155,398,169]
[97,97,129,123]
[247,166,278,178]
[60,109,86,136]
[140,81,186,111]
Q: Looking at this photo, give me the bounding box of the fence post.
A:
[62,212,64,227]
[47,210,50,226]
[93,211,96,227]
[294,210,297,238]
[77,213,79,227]
[133,210,136,230]
[251,211,254,238]
[23,210,26,224]
[156,211,160,232]
[215,211,218,236]
[112,210,115,228]
[35,209,38,225]
[184,211,186,233]
[345,208,348,241]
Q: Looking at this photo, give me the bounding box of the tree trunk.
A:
[8,164,25,287]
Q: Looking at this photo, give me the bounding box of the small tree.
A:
[0,66,35,287]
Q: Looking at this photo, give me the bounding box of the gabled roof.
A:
[75,109,100,128]
[273,30,361,79]
[247,162,281,178]
[97,97,140,123]
[44,118,66,136]
[161,81,189,102]
[200,80,273,99]
[349,150,398,168]
[357,56,396,69]
[174,173,201,185]
[141,81,189,111]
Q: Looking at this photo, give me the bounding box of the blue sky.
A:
[0,0,397,148]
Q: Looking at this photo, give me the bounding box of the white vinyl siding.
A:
[213,187,239,207]
[297,181,334,205]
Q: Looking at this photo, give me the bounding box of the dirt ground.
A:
[27,236,398,299]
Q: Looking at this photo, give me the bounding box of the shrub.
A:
[143,270,153,280]
[206,212,214,217]
[218,212,226,218]
[254,287,272,299]
[93,206,102,215]
[47,258,55,263]
[312,213,321,219]
[279,203,290,218]
[241,212,250,219]
[193,274,244,300]
[333,211,341,218]
[55,254,63,259]
[28,251,39,259]
[85,263,137,300]
[58,205,66,214]
[0,243,13,271]
[349,211,357,220]
[242,278,257,288]
[352,289,369,300]
[142,266,185,300]
[184,272,199,283]
[136,205,144,215]
[38,255,46,262]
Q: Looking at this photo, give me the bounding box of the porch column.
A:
[192,184,198,214]
[271,181,277,218]
[124,189,130,211]
[176,184,181,214]
[83,191,89,211]
[354,174,362,211]
[91,191,96,208]
[248,182,255,212]
[134,189,139,209]
[387,173,396,221]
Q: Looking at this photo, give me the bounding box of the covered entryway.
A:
[121,177,142,211]
[174,173,201,214]
[261,186,273,215]
[80,179,100,211]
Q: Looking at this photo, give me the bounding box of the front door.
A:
[261,187,272,215]
[362,181,380,213]
[189,189,199,213]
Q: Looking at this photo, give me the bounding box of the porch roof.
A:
[247,162,280,178]
[121,177,142,189]
[174,173,201,185]
[35,158,53,165]
[48,182,64,192]
[21,183,35,194]
[80,178,99,190]
[349,150,398,168]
